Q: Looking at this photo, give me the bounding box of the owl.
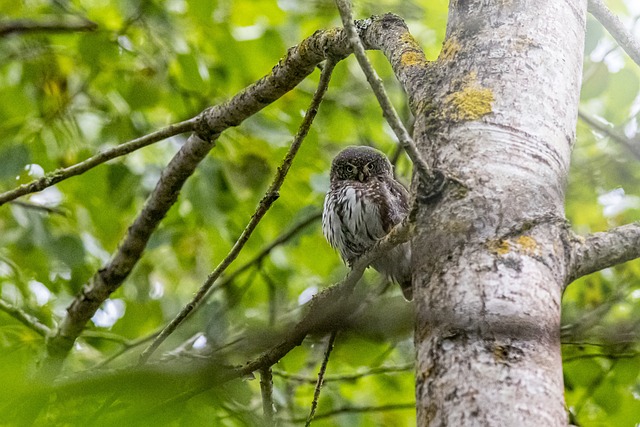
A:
[322,146,413,300]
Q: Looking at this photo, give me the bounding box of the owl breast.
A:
[322,182,387,264]
[322,177,413,299]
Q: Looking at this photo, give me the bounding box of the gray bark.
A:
[412,0,587,425]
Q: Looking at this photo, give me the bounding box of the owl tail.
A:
[400,280,413,301]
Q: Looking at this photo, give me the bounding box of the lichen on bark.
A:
[442,71,494,121]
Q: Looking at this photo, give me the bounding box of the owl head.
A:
[330,146,393,183]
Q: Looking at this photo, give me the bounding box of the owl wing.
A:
[379,177,410,233]
[373,177,413,299]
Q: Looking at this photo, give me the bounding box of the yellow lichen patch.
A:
[439,37,461,62]
[493,345,508,362]
[401,51,427,67]
[399,32,422,50]
[488,235,540,257]
[488,239,511,255]
[515,235,539,256]
[443,72,494,121]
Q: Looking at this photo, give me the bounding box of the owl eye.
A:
[346,165,356,174]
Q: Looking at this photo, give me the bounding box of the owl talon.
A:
[417,169,446,204]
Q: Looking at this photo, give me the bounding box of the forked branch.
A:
[42,13,426,374]
[335,0,432,181]
[138,59,337,364]
[220,219,412,384]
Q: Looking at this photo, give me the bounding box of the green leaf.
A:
[50,234,86,269]
[0,145,29,182]
[581,61,610,100]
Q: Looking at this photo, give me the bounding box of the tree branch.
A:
[219,219,412,384]
[578,110,640,161]
[0,16,98,37]
[563,352,639,363]
[91,331,161,369]
[290,403,415,422]
[138,59,337,364]
[218,210,321,287]
[0,118,197,206]
[273,363,413,383]
[334,0,432,181]
[567,222,640,285]
[260,367,275,425]
[588,0,640,67]
[0,299,51,337]
[9,200,67,216]
[42,13,423,373]
[305,330,338,427]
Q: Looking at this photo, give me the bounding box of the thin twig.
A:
[578,110,640,160]
[91,331,161,369]
[218,211,321,287]
[0,299,51,336]
[0,16,98,36]
[0,118,197,206]
[563,352,639,363]
[226,218,412,383]
[588,0,640,67]
[80,330,133,345]
[291,402,415,422]
[9,200,67,216]
[305,330,338,427]
[260,367,275,425]
[43,13,421,372]
[334,0,432,181]
[115,221,412,411]
[562,340,640,347]
[273,363,413,383]
[138,59,338,364]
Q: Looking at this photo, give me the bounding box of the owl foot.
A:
[417,169,446,204]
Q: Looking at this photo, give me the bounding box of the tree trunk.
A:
[413,1,586,425]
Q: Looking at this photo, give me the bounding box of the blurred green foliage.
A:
[0,0,639,425]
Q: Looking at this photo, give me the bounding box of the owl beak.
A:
[358,171,365,182]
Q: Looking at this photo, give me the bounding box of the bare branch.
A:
[0,16,97,37]
[0,119,197,206]
[305,330,338,426]
[222,219,412,383]
[0,299,51,337]
[578,110,640,160]
[563,352,639,363]
[260,367,275,425]
[219,211,322,286]
[42,13,422,373]
[273,363,413,383]
[9,200,67,216]
[588,0,640,67]
[290,403,415,422]
[334,0,432,181]
[91,331,160,369]
[138,59,338,364]
[567,222,640,285]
